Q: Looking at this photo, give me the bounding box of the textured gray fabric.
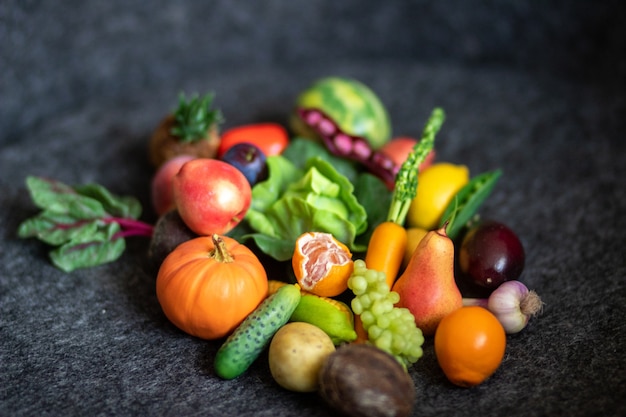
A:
[1,1,625,416]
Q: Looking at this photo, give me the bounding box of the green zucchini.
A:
[214,283,302,379]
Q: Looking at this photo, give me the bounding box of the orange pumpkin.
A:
[156,234,268,340]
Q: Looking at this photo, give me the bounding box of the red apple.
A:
[151,154,196,216]
[173,158,252,235]
[380,137,436,172]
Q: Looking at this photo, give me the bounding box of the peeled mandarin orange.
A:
[292,232,354,297]
[434,306,506,387]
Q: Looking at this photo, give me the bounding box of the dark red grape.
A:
[220,142,268,186]
[458,220,525,289]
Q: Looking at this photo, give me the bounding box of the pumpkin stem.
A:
[210,234,234,263]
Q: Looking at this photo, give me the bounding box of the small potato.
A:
[268,322,336,392]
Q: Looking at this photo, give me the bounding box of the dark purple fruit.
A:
[220,142,268,186]
[458,220,525,289]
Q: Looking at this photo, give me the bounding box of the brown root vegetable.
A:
[318,344,415,417]
[148,210,197,269]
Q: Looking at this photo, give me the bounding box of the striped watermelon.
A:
[291,77,391,150]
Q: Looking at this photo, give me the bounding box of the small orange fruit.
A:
[434,306,506,387]
[292,232,354,297]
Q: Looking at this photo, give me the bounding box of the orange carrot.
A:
[365,221,408,288]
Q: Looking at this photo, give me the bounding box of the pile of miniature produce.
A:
[18,76,544,416]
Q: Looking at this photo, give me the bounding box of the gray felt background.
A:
[1,1,625,416]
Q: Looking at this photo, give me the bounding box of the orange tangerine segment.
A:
[292,232,354,297]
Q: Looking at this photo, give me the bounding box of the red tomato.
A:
[380,137,436,172]
[218,123,289,159]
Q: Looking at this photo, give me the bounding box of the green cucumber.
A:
[214,283,302,379]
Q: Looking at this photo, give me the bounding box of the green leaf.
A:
[243,233,296,263]
[25,176,78,211]
[284,167,346,218]
[25,176,106,219]
[244,155,369,261]
[49,223,126,272]
[74,183,142,219]
[19,176,151,272]
[66,195,107,219]
[170,92,223,143]
[245,196,363,262]
[439,169,503,240]
[17,211,99,246]
[353,173,393,250]
[281,137,360,183]
[250,155,303,213]
[302,157,367,235]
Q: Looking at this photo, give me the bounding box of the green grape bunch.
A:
[348,259,424,369]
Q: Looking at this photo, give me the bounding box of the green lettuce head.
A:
[243,155,368,261]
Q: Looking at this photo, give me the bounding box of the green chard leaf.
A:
[24,176,107,219]
[74,183,142,219]
[18,176,153,272]
[17,211,99,246]
[49,222,126,272]
[25,176,79,212]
